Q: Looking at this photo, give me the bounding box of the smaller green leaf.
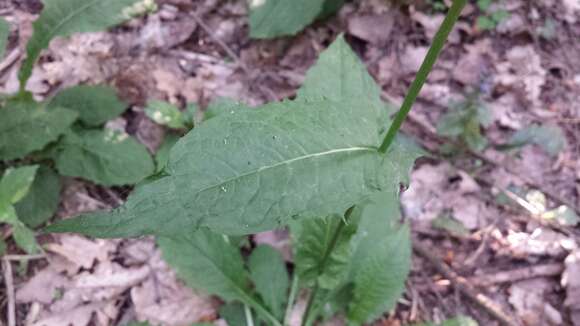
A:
[0,165,39,205]
[347,191,411,325]
[248,245,289,319]
[155,133,180,173]
[49,85,126,126]
[0,203,19,224]
[203,98,245,121]
[54,129,154,186]
[432,214,470,237]
[158,230,251,302]
[145,100,186,129]
[291,215,358,290]
[0,17,9,59]
[14,166,61,228]
[18,0,143,90]
[508,124,566,157]
[476,16,496,30]
[220,302,249,326]
[0,101,78,160]
[12,223,38,254]
[0,205,39,254]
[476,0,492,11]
[491,10,509,23]
[541,205,579,226]
[248,0,326,39]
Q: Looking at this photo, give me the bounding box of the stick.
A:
[469,263,563,286]
[2,259,16,326]
[413,240,519,326]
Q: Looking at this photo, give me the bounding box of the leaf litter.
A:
[2,0,580,325]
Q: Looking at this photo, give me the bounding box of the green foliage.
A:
[431,214,470,237]
[0,101,78,160]
[220,302,249,326]
[291,216,357,290]
[248,245,289,319]
[158,231,251,302]
[158,231,281,325]
[14,166,61,228]
[18,0,142,90]
[53,129,154,186]
[0,17,9,59]
[248,0,343,39]
[145,100,190,129]
[0,165,39,205]
[507,124,566,157]
[154,133,179,173]
[437,96,492,152]
[46,36,413,238]
[346,192,411,325]
[49,85,126,126]
[476,0,509,31]
[0,166,40,254]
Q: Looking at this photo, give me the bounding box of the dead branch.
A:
[413,240,520,326]
[469,263,564,286]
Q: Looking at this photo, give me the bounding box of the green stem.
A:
[378,0,467,153]
[244,305,256,326]
[301,206,355,326]
[284,274,299,325]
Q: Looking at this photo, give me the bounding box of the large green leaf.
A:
[0,165,39,205]
[347,191,411,325]
[49,85,126,126]
[291,215,358,290]
[248,0,326,38]
[54,129,154,186]
[46,36,417,238]
[248,245,289,319]
[158,230,251,302]
[0,17,9,59]
[0,102,78,160]
[14,166,61,228]
[18,0,141,89]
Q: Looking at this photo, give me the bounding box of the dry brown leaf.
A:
[347,13,394,44]
[509,279,562,325]
[30,303,105,326]
[453,39,492,86]
[16,267,70,305]
[131,248,217,325]
[401,163,490,230]
[563,249,580,325]
[496,46,546,110]
[45,235,116,274]
[401,46,428,74]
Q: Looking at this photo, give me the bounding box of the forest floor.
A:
[1,0,580,325]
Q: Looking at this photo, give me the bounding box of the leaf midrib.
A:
[174,146,378,197]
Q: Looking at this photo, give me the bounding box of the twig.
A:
[2,259,16,326]
[469,263,563,286]
[0,48,21,73]
[3,253,46,261]
[413,240,519,326]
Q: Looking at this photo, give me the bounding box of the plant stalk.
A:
[301,206,354,326]
[284,274,299,325]
[378,0,467,153]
